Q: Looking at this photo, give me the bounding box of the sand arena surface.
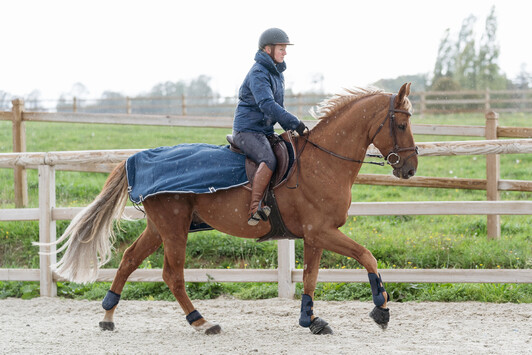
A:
[1,297,531,354]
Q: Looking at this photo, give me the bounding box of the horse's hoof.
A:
[309,317,333,335]
[99,321,115,331]
[369,306,389,330]
[205,324,221,335]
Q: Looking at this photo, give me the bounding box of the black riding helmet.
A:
[258,28,293,50]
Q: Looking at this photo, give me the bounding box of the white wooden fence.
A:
[1,139,531,298]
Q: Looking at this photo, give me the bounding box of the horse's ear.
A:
[396,82,411,107]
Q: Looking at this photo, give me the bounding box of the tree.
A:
[187,75,218,108]
[476,6,506,89]
[372,74,429,92]
[430,7,508,91]
[0,90,12,110]
[149,81,186,97]
[56,82,90,112]
[514,63,531,89]
[145,76,218,114]
[26,90,44,111]
[454,14,478,89]
[95,91,126,114]
[187,75,215,98]
[430,76,461,91]
[432,29,456,81]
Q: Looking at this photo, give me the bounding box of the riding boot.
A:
[248,162,274,226]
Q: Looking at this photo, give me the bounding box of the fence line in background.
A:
[5,88,532,116]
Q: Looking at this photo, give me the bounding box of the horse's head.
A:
[370,83,418,179]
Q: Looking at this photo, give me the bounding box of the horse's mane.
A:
[310,87,384,120]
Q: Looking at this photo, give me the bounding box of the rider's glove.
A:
[295,121,308,136]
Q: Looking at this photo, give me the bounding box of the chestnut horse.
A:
[47,83,417,335]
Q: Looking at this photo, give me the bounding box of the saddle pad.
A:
[126,143,248,203]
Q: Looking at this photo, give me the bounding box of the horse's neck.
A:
[311,107,374,174]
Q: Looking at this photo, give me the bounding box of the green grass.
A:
[0,113,531,302]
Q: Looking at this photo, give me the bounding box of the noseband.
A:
[369,94,418,167]
[302,94,418,167]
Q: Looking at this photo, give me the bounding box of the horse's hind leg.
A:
[145,196,221,335]
[299,242,333,335]
[99,218,162,331]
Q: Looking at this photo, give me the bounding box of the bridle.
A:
[302,93,418,167]
[368,93,418,167]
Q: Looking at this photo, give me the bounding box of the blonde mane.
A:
[310,87,384,120]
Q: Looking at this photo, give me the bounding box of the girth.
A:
[256,188,302,242]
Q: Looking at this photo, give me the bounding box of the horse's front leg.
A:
[308,227,390,329]
[299,241,333,335]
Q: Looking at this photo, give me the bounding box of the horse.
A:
[45,82,417,335]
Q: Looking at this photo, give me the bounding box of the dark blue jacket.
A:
[233,51,300,135]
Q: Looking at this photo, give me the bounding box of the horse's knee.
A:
[352,247,377,269]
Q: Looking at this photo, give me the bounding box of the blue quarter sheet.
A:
[126,143,248,204]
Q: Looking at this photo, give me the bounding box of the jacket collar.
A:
[254,50,286,75]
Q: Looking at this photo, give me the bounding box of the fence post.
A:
[12,99,28,208]
[277,239,295,298]
[73,97,77,113]
[485,110,500,239]
[485,89,491,111]
[126,96,132,114]
[39,164,57,297]
[419,92,426,118]
[181,94,187,116]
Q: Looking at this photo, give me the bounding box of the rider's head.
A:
[258,28,293,64]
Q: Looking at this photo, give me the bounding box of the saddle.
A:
[225,134,291,188]
[225,133,302,242]
[188,133,302,242]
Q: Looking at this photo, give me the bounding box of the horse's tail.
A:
[37,161,129,283]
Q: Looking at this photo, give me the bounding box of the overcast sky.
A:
[1,0,530,99]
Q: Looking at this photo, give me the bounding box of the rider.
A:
[233,28,306,226]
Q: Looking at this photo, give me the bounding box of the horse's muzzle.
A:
[393,166,416,179]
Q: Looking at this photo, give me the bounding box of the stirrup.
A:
[247,202,271,226]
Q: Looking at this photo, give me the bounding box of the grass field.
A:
[0,112,531,302]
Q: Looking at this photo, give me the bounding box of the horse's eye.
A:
[398,124,407,131]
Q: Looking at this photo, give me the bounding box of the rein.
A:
[302,94,418,167]
[304,133,385,166]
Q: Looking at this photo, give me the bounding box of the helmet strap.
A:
[264,45,279,63]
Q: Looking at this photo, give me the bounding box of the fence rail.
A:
[2,268,530,285]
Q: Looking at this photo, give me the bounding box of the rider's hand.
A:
[295,121,308,136]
